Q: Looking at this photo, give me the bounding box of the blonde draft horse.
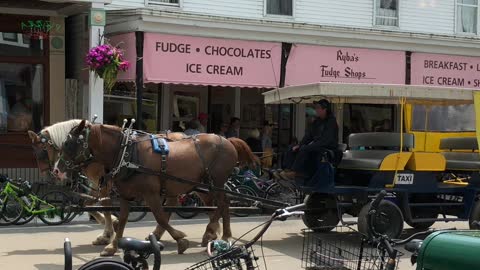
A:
[28,120,195,247]
[53,121,258,256]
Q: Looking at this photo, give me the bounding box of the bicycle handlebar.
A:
[148,233,161,270]
[64,238,72,270]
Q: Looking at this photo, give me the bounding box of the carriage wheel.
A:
[358,199,404,239]
[302,193,339,232]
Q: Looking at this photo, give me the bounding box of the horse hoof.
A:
[201,234,217,247]
[100,245,117,257]
[177,239,189,254]
[92,236,110,246]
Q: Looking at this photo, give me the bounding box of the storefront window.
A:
[0,63,43,133]
[412,104,475,132]
[0,32,45,57]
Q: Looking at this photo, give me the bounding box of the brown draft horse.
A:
[53,120,257,256]
[28,121,197,248]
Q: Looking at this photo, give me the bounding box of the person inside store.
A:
[261,121,274,168]
[198,112,208,133]
[245,128,263,157]
[217,122,229,137]
[280,99,339,181]
[184,119,202,136]
[226,117,241,138]
[8,90,33,132]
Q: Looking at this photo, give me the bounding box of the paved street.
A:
[0,213,470,270]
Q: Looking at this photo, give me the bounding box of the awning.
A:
[263,82,477,105]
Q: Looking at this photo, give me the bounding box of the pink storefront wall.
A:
[285,44,406,86]
[143,33,282,88]
[411,52,480,89]
[108,33,137,82]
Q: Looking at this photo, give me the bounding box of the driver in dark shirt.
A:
[280,99,339,180]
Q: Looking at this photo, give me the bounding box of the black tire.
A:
[406,195,437,230]
[175,193,202,219]
[14,212,35,225]
[230,186,258,217]
[0,194,24,226]
[302,193,339,232]
[38,191,73,225]
[113,200,148,223]
[78,258,134,270]
[469,199,480,229]
[358,200,404,239]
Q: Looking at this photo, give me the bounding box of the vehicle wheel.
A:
[358,199,404,239]
[114,200,148,222]
[175,193,202,219]
[469,199,480,229]
[38,191,73,225]
[406,195,437,230]
[78,258,134,270]
[265,182,300,206]
[302,193,339,232]
[0,194,24,226]
[230,186,257,217]
[14,212,35,225]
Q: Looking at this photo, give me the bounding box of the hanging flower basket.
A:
[85,43,130,93]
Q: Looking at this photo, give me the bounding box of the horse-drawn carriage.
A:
[263,82,480,238]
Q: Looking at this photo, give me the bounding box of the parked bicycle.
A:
[0,175,72,226]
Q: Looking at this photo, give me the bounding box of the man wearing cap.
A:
[280,99,339,180]
[198,112,208,133]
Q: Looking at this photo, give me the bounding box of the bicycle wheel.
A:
[175,193,202,219]
[230,186,258,217]
[78,258,134,270]
[113,200,148,222]
[0,194,24,225]
[264,182,300,206]
[38,191,73,225]
[14,212,35,225]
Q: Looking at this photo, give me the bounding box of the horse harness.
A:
[100,128,225,197]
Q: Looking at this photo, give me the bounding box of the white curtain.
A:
[267,0,293,16]
[376,0,398,26]
[459,5,477,33]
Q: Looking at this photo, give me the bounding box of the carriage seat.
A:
[440,137,480,170]
[339,133,414,170]
[319,143,347,167]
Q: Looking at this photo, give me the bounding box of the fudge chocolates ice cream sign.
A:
[143,33,281,87]
[411,53,480,89]
[285,45,406,86]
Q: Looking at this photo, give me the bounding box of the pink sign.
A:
[109,33,136,81]
[143,33,282,87]
[411,53,480,89]
[285,45,406,86]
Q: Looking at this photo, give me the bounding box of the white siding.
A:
[182,0,264,19]
[107,0,145,10]
[295,0,373,28]
[400,0,454,35]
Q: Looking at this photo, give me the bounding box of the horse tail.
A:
[227,137,260,169]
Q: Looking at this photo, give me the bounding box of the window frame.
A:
[455,0,480,35]
[145,0,182,8]
[373,0,400,28]
[264,0,295,19]
[0,14,50,135]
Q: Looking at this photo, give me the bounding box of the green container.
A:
[417,230,480,270]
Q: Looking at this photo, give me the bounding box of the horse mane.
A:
[42,119,89,149]
[227,138,260,169]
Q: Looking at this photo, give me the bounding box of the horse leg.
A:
[150,197,177,240]
[196,193,221,247]
[93,186,117,245]
[219,191,232,241]
[101,198,129,256]
[144,195,189,254]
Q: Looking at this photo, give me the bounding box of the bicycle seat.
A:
[405,239,423,253]
[118,237,164,254]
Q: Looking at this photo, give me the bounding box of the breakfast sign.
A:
[143,33,282,87]
[285,45,406,86]
[411,53,480,89]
